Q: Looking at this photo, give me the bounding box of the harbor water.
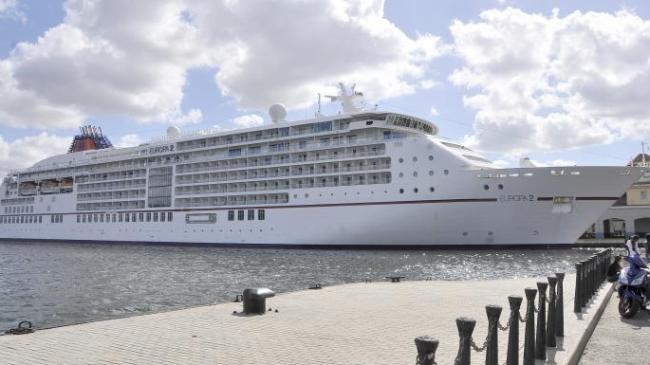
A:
[0,241,605,331]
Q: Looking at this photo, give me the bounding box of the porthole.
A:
[488,231,493,236]
[429,170,434,176]
[444,169,449,175]
[414,188,418,193]
[399,158,404,163]
[413,157,418,162]
[430,187,435,192]
[304,193,309,198]
[293,194,298,198]
[462,232,468,236]
[413,171,418,177]
[399,172,404,178]
[428,155,434,161]
[483,185,489,190]
[498,184,504,190]
[399,188,404,194]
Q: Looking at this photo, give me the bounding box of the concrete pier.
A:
[0,275,610,365]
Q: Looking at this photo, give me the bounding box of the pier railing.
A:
[414,249,612,365]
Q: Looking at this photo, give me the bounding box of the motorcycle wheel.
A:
[618,297,640,318]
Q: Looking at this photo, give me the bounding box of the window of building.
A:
[139,212,144,222]
[125,213,130,222]
[119,213,123,222]
[642,190,648,200]
[77,215,81,223]
[258,209,265,220]
[237,210,244,221]
[248,209,254,220]
[228,210,235,221]
[146,212,151,222]
[161,212,166,222]
[168,212,173,222]
[153,212,159,222]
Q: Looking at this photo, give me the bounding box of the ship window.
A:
[99,214,104,223]
[248,209,254,220]
[498,184,504,190]
[444,169,449,175]
[258,209,265,220]
[429,170,434,176]
[132,213,137,222]
[146,212,151,222]
[483,185,489,190]
[119,213,123,222]
[414,188,418,193]
[398,158,404,163]
[125,214,130,222]
[77,215,81,223]
[399,188,404,194]
[430,187,435,192]
[168,212,173,222]
[112,214,117,223]
[153,212,159,222]
[161,212,166,222]
[429,155,434,161]
[228,210,235,221]
[139,213,144,222]
[237,210,244,221]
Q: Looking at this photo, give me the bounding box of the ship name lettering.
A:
[498,194,535,202]
[148,145,175,154]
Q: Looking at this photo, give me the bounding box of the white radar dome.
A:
[167,125,181,139]
[269,103,287,123]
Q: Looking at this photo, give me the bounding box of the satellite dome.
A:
[269,104,287,123]
[167,125,181,139]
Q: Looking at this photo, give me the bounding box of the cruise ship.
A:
[0,86,645,246]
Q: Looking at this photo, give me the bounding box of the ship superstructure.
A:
[0,87,645,245]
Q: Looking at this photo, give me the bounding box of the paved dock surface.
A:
[0,274,605,365]
[580,294,650,364]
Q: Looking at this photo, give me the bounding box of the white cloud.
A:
[0,0,24,21]
[430,106,439,116]
[420,79,438,89]
[232,114,265,128]
[450,8,650,154]
[0,0,447,130]
[116,133,143,148]
[170,108,203,125]
[0,133,70,176]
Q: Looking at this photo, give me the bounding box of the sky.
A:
[1,0,650,176]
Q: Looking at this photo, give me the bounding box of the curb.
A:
[566,283,615,365]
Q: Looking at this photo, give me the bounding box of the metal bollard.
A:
[591,255,598,296]
[414,335,439,365]
[574,262,582,313]
[535,281,548,360]
[581,259,590,306]
[523,287,537,365]
[455,317,476,365]
[485,305,502,365]
[506,295,523,365]
[546,276,558,347]
[556,272,565,336]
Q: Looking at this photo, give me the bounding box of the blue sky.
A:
[0,0,649,173]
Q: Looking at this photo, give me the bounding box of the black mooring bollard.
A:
[523,287,537,365]
[455,317,476,365]
[574,262,582,313]
[485,305,502,365]
[546,276,558,347]
[581,259,590,306]
[506,295,523,365]
[414,335,439,365]
[535,281,548,360]
[556,272,565,336]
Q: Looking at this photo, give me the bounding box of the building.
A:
[585,153,650,239]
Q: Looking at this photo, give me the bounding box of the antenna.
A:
[643,142,647,165]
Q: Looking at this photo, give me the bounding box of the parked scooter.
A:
[615,254,650,318]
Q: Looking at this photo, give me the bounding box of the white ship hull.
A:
[0,111,644,246]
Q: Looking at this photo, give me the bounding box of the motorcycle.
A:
[615,254,650,318]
